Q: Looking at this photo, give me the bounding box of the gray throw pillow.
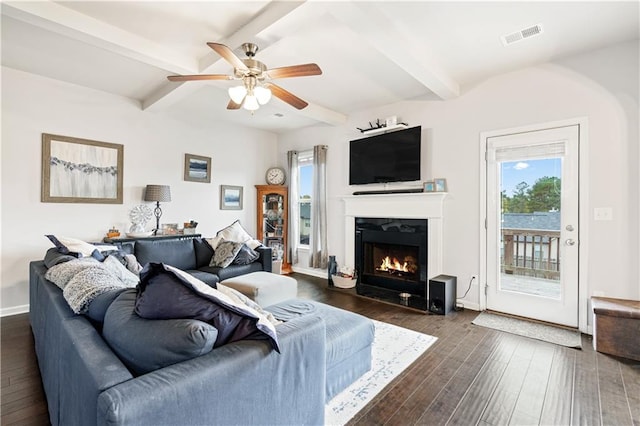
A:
[209,240,243,268]
[233,244,260,265]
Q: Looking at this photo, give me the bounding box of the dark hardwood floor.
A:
[2,273,639,425]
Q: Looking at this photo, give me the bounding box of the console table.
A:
[103,234,201,243]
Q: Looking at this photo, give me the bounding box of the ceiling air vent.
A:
[501,24,543,46]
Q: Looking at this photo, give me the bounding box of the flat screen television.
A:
[349,126,421,185]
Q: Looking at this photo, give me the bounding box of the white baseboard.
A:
[456,301,480,311]
[1,304,29,317]
[291,266,327,279]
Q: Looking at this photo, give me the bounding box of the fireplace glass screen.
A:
[363,242,420,283]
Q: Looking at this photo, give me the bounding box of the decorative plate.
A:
[129,204,153,225]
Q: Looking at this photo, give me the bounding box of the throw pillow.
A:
[45,235,116,258]
[209,240,243,268]
[233,244,260,265]
[103,289,218,375]
[135,263,280,351]
[206,220,262,250]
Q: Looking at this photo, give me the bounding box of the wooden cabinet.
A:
[255,185,290,274]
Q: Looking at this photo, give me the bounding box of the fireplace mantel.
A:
[342,192,447,277]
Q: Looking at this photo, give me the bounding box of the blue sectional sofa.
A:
[29,238,375,425]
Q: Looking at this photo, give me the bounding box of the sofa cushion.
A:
[135,263,280,351]
[134,238,196,270]
[86,288,127,324]
[199,262,263,281]
[209,240,243,268]
[185,270,219,286]
[103,289,218,376]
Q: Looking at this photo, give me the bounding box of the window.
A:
[298,151,313,246]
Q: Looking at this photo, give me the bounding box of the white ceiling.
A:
[2,1,638,133]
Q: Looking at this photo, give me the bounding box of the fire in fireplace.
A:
[355,217,428,306]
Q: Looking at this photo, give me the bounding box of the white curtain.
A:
[287,150,300,265]
[309,145,328,269]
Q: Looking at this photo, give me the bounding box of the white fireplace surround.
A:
[342,192,447,279]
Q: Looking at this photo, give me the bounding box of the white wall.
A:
[277,41,639,313]
[1,67,278,314]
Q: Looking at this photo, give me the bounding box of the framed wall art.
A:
[184,153,211,183]
[220,185,243,210]
[423,181,435,192]
[434,178,448,192]
[41,133,123,204]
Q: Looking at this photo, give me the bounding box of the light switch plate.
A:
[594,207,613,221]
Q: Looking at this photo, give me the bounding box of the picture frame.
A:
[184,153,211,183]
[220,185,243,210]
[41,133,123,204]
[423,181,435,192]
[434,178,448,192]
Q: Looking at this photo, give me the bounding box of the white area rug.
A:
[472,312,582,348]
[324,320,437,426]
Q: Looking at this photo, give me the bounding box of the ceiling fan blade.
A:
[167,74,233,82]
[264,83,309,110]
[227,99,242,110]
[266,63,322,79]
[207,42,248,71]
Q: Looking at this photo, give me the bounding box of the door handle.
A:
[565,239,576,246]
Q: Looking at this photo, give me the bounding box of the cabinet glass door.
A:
[262,193,285,261]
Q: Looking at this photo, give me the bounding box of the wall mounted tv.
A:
[349,125,422,185]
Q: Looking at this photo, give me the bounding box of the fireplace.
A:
[355,217,428,309]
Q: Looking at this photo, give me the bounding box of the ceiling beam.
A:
[2,1,198,74]
[328,3,459,100]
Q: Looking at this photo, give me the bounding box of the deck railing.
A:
[501,228,561,280]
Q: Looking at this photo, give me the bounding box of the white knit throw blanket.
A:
[45,257,138,314]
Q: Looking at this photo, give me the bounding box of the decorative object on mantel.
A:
[423,181,436,192]
[356,117,409,134]
[434,178,448,192]
[144,185,171,235]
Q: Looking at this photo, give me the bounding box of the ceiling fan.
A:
[167,42,322,111]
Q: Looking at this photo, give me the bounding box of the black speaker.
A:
[429,275,457,315]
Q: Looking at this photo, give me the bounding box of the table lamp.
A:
[144,185,171,235]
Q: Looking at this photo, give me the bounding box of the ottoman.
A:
[221,271,297,307]
[266,299,375,401]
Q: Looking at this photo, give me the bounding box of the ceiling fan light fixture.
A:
[243,95,260,111]
[228,86,247,104]
[255,86,272,105]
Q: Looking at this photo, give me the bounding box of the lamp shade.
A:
[243,95,259,111]
[255,86,272,105]
[228,86,247,104]
[144,185,171,202]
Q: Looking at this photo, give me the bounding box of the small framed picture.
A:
[184,153,211,183]
[434,178,447,192]
[220,185,243,210]
[423,181,435,192]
